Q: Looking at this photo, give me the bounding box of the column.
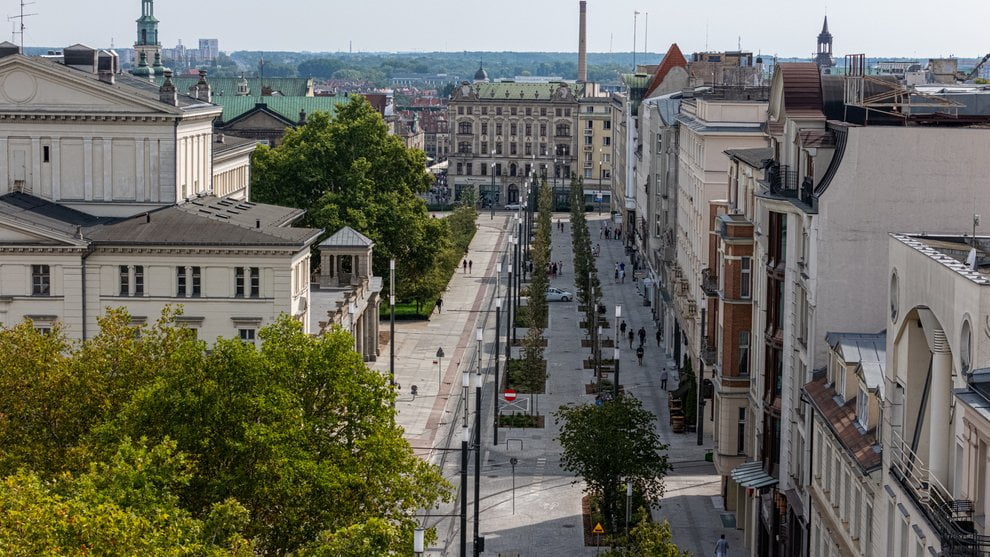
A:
[83,137,93,200]
[930,348,952,486]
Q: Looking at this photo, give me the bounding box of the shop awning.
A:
[730,461,778,489]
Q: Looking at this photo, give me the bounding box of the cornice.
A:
[0,113,177,123]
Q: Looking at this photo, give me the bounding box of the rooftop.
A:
[725,147,773,169]
[804,376,882,474]
[215,95,351,123]
[471,82,572,101]
[825,331,886,396]
[893,234,990,285]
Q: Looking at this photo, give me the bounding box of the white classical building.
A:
[0,44,380,355]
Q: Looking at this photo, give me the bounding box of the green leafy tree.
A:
[554,396,671,535]
[601,519,689,557]
[0,437,254,556]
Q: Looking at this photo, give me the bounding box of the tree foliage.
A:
[601,519,689,557]
[0,310,451,555]
[554,396,671,535]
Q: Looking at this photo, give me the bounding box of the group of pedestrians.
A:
[614,261,627,283]
[549,260,564,278]
[462,259,474,274]
[599,223,623,241]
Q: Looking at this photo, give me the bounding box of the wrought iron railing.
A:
[701,268,719,297]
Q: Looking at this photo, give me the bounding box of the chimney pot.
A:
[145,212,151,223]
[256,219,261,228]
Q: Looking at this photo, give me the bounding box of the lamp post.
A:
[494,298,502,445]
[625,481,633,544]
[512,228,520,346]
[615,302,623,398]
[474,328,483,557]
[460,369,470,557]
[598,147,603,215]
[389,259,395,407]
[490,149,496,219]
[414,527,425,557]
[614,346,621,398]
[506,260,513,367]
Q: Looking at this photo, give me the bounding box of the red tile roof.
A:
[804,377,881,473]
[644,43,688,99]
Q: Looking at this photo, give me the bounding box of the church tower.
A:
[814,16,835,74]
[134,0,161,70]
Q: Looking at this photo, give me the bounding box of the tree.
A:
[554,396,671,535]
[251,95,445,302]
[0,437,254,556]
[601,519,689,557]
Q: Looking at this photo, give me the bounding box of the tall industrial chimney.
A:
[577,1,588,83]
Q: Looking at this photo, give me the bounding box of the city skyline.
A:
[7,0,990,59]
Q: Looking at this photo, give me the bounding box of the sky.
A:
[9,0,990,59]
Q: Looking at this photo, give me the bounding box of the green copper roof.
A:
[620,73,652,90]
[474,82,571,101]
[214,95,351,123]
[153,76,313,97]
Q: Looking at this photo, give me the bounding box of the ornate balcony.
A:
[701,268,718,297]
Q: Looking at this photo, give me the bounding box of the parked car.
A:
[504,202,523,210]
[546,287,573,302]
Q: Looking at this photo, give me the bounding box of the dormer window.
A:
[856,386,869,429]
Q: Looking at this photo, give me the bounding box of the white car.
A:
[504,202,523,210]
[546,287,573,302]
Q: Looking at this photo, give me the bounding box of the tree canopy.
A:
[554,396,671,535]
[0,309,451,555]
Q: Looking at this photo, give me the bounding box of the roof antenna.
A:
[8,0,36,51]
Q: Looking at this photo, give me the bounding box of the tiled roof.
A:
[644,44,688,99]
[777,63,824,115]
[215,95,351,123]
[474,82,570,101]
[319,226,373,248]
[153,76,313,97]
[726,147,773,169]
[804,377,882,474]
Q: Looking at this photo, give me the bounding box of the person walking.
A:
[628,330,635,348]
[435,296,443,314]
[638,327,646,346]
[463,259,468,273]
[636,344,644,366]
[660,368,668,391]
[619,269,625,283]
[656,329,662,347]
[614,263,619,282]
[620,320,627,336]
[715,534,728,557]
[468,260,473,274]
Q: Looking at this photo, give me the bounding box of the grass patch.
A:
[498,413,544,428]
[506,358,546,393]
[379,301,436,320]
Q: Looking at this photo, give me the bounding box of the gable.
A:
[223,109,294,131]
[0,217,83,246]
[0,56,179,116]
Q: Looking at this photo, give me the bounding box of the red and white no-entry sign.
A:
[503,389,517,402]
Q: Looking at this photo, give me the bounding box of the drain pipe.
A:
[80,242,95,340]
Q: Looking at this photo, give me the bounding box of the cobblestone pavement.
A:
[377,212,742,555]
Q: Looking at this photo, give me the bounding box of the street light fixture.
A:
[414,527,425,556]
[389,259,396,407]
[460,369,470,557]
[614,305,622,397]
[473,328,483,557]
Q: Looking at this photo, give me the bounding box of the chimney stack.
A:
[577,1,588,83]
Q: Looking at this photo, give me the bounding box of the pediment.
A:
[0,55,178,115]
[225,108,293,129]
[0,217,83,246]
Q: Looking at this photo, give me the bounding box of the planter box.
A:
[498,413,545,428]
[506,359,547,394]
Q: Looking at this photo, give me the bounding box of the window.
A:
[740,257,751,299]
[510,107,517,116]
[585,135,593,145]
[603,120,611,130]
[239,328,256,343]
[739,331,750,375]
[584,168,592,178]
[31,264,50,295]
[603,153,611,163]
[565,108,571,116]
[134,265,144,296]
[539,123,547,136]
[457,106,464,115]
[250,267,260,297]
[524,143,532,156]
[481,163,487,176]
[481,123,488,135]
[555,108,562,116]
[458,142,472,154]
[119,265,129,296]
[465,163,473,175]
[481,106,488,115]
[524,163,531,176]
[191,266,201,297]
[510,143,517,155]
[236,267,245,297]
[525,107,532,116]
[586,105,595,113]
[458,122,472,134]
[176,267,187,296]
[466,106,473,115]
[456,162,463,175]
[603,136,611,146]
[525,123,532,136]
[556,123,570,136]
[510,123,517,135]
[495,123,503,135]
[737,407,746,454]
[857,387,869,428]
[539,143,547,155]
[509,163,517,177]
[540,107,547,116]
[495,143,503,155]
[556,144,570,156]
[481,141,488,154]
[586,120,594,129]
[43,145,50,163]
[495,107,502,115]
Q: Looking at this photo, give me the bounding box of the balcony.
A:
[764,162,816,206]
[701,269,718,297]
[700,336,717,366]
[888,430,990,554]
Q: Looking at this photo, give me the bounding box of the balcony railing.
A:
[700,336,717,366]
[888,429,990,555]
[765,163,816,206]
[701,269,718,297]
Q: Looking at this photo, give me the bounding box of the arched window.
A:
[556,123,570,137]
[458,122,472,134]
[458,142,472,154]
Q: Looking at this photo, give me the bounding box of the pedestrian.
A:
[656,329,662,347]
[715,534,728,557]
[468,260,473,274]
[660,368,668,391]
[614,265,619,282]
[600,226,604,239]
[620,269,625,283]
[558,260,564,275]
[435,296,443,314]
[463,259,468,273]
[636,344,644,366]
[638,327,646,346]
[628,330,635,348]
[620,320,627,335]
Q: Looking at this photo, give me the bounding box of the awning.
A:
[730,461,779,489]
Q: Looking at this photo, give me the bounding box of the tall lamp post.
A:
[473,328,483,557]
[615,303,622,398]
[490,149,496,218]
[512,232,520,346]
[598,147,603,215]
[494,297,502,445]
[460,369,470,557]
[389,259,396,407]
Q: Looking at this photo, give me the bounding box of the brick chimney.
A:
[577,1,588,83]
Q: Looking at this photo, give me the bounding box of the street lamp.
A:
[494,297,502,445]
[414,527,425,556]
[598,147,603,215]
[614,305,622,397]
[474,328,483,557]
[460,369,470,557]
[490,149,497,219]
[506,262,513,366]
[348,302,356,351]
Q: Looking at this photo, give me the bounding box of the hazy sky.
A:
[11,0,990,59]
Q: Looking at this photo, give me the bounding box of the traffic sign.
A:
[592,523,605,535]
[504,389,517,402]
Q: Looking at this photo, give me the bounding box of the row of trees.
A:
[0,310,450,555]
[570,176,603,324]
[251,96,468,312]
[517,181,554,390]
